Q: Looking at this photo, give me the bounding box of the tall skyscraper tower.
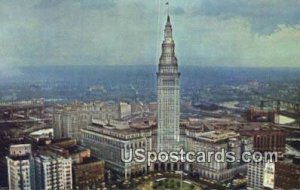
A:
[157,15,180,152]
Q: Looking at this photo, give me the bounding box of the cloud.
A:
[34,0,62,9]
[193,0,300,34]
[78,0,116,10]
[176,16,300,67]
[0,0,300,68]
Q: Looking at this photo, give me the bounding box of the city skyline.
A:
[1,0,300,77]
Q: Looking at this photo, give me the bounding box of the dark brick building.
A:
[246,107,276,123]
[275,160,300,189]
[73,157,105,190]
[239,124,286,153]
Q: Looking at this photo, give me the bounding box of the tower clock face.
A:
[166,38,172,43]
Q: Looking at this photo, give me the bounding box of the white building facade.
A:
[81,123,152,180]
[247,160,265,189]
[6,144,35,190]
[185,131,250,181]
[34,155,72,190]
[53,102,119,141]
[6,156,35,190]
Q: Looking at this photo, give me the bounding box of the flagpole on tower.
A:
[166,1,169,16]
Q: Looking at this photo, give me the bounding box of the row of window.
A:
[83,132,147,150]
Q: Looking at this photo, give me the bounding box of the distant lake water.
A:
[2,65,300,85]
[1,65,299,103]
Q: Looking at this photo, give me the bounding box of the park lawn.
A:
[137,178,201,190]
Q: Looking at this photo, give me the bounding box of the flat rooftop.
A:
[195,130,239,143]
[8,154,31,161]
[67,146,88,154]
[238,122,285,132]
[81,156,103,164]
[83,123,152,140]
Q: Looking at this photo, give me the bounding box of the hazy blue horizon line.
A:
[16,64,300,70]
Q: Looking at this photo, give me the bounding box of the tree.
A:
[170,183,175,189]
[158,180,163,187]
[164,182,169,188]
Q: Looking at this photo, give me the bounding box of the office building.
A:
[274,159,300,189]
[81,118,152,180]
[6,144,35,190]
[156,15,181,152]
[239,123,286,153]
[53,101,119,141]
[34,154,72,190]
[73,157,105,190]
[186,130,250,181]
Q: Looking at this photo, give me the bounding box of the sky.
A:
[1,0,300,74]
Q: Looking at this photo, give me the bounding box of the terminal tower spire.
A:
[157,15,180,152]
